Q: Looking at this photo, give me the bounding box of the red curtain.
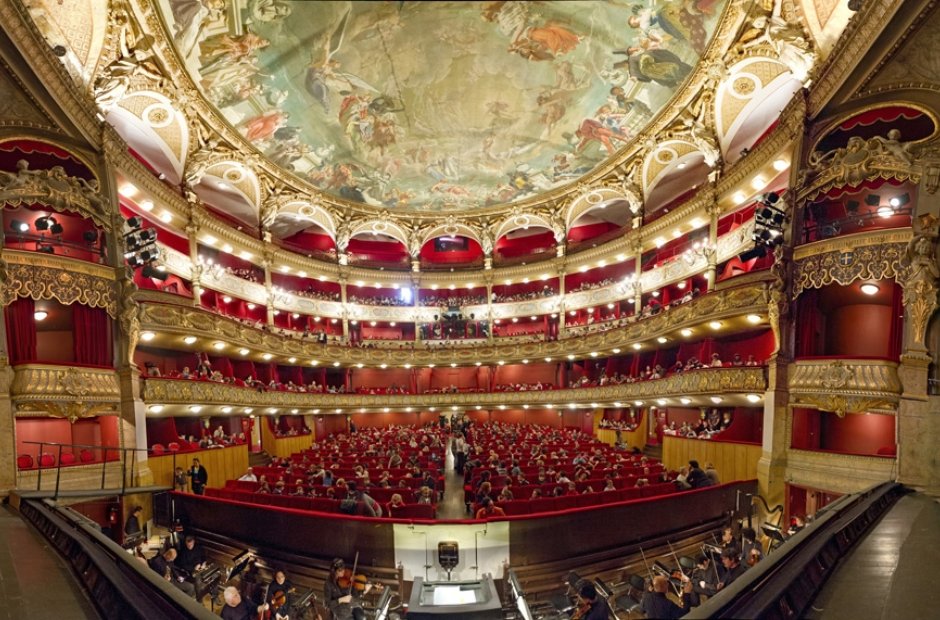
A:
[4,297,36,363]
[796,290,820,357]
[73,304,112,367]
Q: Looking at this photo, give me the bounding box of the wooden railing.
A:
[148,444,248,490]
[260,422,314,458]
[662,436,762,482]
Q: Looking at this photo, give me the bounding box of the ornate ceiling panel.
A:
[158,0,729,213]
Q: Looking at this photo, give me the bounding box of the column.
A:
[339,276,349,340]
[633,242,643,315]
[706,203,720,290]
[263,249,274,325]
[557,267,567,336]
[185,219,203,307]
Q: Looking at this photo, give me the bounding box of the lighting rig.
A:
[124,216,166,279]
[739,192,787,261]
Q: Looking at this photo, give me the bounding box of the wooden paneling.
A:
[596,414,648,450]
[148,445,249,490]
[260,420,314,458]
[662,436,762,482]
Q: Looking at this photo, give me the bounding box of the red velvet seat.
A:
[528,497,558,513]
[151,444,165,455]
[167,442,180,452]
[80,449,95,462]
[59,453,76,466]
[499,500,531,516]
[38,453,56,468]
[16,454,33,469]
[394,504,435,519]
[555,495,580,510]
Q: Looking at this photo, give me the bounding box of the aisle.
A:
[436,443,469,520]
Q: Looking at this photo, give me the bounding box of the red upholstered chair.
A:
[555,495,580,511]
[16,454,33,469]
[151,444,165,455]
[79,449,95,463]
[167,442,180,452]
[499,500,531,516]
[39,453,56,468]
[59,453,76,466]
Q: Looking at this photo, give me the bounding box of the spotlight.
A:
[893,193,910,207]
[49,220,63,235]
[35,217,50,231]
[865,194,881,206]
[125,216,143,230]
[10,219,28,233]
[142,264,169,281]
[83,230,99,244]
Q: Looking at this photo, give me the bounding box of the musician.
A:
[124,505,143,537]
[267,569,294,619]
[741,527,764,565]
[572,582,608,620]
[691,554,719,597]
[176,535,207,575]
[221,586,267,620]
[149,548,197,597]
[639,575,694,619]
[717,547,746,590]
[325,558,371,620]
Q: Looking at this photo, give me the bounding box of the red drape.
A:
[4,297,36,363]
[73,304,112,367]
[796,290,820,356]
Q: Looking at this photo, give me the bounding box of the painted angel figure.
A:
[305,8,378,112]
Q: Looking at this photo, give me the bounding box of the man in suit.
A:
[188,458,208,495]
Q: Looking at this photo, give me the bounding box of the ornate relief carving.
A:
[0,250,117,314]
[898,233,939,348]
[0,159,111,230]
[793,237,907,295]
[118,271,141,363]
[142,366,766,410]
[12,365,121,423]
[788,359,902,415]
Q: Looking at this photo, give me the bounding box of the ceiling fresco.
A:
[160,0,728,213]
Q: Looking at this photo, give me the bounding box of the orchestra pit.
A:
[0,1,939,619]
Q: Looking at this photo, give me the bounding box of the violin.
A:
[335,569,372,593]
[570,596,591,620]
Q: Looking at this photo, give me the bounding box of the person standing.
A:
[453,432,467,475]
[124,505,143,538]
[174,466,187,492]
[188,458,208,495]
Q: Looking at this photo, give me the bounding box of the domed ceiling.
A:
[161,0,728,213]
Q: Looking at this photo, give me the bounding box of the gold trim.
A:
[12,364,121,423]
[788,359,901,415]
[792,233,909,296]
[0,249,118,315]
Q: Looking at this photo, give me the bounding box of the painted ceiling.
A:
[160,0,728,213]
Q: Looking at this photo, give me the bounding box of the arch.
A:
[810,102,938,155]
[346,218,412,254]
[642,139,702,199]
[201,161,262,209]
[110,90,188,183]
[492,211,560,244]
[418,222,483,250]
[716,58,802,162]
[565,186,641,231]
[274,201,338,241]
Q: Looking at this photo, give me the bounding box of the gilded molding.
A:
[898,233,940,348]
[12,364,121,423]
[142,366,767,410]
[792,231,910,296]
[0,159,112,230]
[785,447,897,494]
[0,249,118,315]
[138,281,770,366]
[788,359,902,415]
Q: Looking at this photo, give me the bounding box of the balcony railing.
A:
[788,357,901,416]
[12,363,121,420]
[142,366,767,410]
[139,280,770,366]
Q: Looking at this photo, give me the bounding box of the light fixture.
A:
[238,348,249,356]
[451,363,457,367]
[288,357,297,363]
[747,314,762,324]
[291,409,299,414]
[140,200,154,212]
[710,396,723,404]
[877,206,893,218]
[222,296,232,303]
[141,331,155,342]
[657,337,667,344]
[861,283,880,295]
[567,354,575,360]
[656,399,667,406]
[634,400,644,406]
[680,398,691,405]
[681,328,693,337]
[545,357,552,362]
[498,360,505,365]
[709,321,722,330]
[404,363,412,369]
[733,191,747,204]
[239,251,253,261]
[280,265,291,273]
[244,408,253,414]
[213,341,225,350]
[381,363,388,369]
[189,405,202,413]
[222,244,234,254]
[632,343,642,350]
[149,405,164,413]
[428,363,435,368]
[383,407,390,413]
[310,360,319,366]
[118,183,137,197]
[159,211,173,223]
[333,361,340,367]
[33,311,48,321]
[612,348,621,354]
[751,176,766,190]
[651,291,660,298]
[247,303,256,310]
[772,158,789,171]
[262,353,273,360]
[746,394,762,403]
[267,408,278,414]
[183,336,197,344]
[590,351,599,357]
[677,281,686,290]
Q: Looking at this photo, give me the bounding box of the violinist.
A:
[267,569,294,619]
[639,575,694,619]
[324,558,371,620]
[570,582,608,620]
[221,586,267,620]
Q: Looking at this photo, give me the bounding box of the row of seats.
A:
[493,483,677,515]
[17,450,98,469]
[205,487,436,519]
[225,480,428,503]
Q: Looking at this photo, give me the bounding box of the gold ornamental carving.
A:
[12,365,120,423]
[0,249,117,315]
[142,366,767,410]
[0,159,111,230]
[793,238,907,296]
[898,234,939,349]
[788,359,901,415]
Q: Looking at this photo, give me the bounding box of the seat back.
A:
[16,454,33,469]
[79,449,95,462]
[151,444,165,455]
[39,453,56,467]
[59,453,76,465]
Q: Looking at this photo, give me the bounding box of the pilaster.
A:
[116,367,153,486]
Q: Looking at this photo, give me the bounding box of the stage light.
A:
[83,230,99,243]
[140,331,155,341]
[49,221,63,235]
[10,219,28,233]
[893,193,910,206]
[33,311,48,321]
[35,217,50,231]
[861,283,880,295]
[865,194,881,206]
[183,336,197,344]
[747,394,762,403]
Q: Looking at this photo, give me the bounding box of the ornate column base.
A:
[897,351,940,496]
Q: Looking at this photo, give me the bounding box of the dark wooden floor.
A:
[0,505,98,619]
[806,493,940,620]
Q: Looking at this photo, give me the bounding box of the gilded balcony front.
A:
[11,364,121,422]
[787,358,902,416]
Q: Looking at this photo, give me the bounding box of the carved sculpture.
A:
[899,234,940,349]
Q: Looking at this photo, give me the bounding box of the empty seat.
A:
[79,449,95,462]
[38,453,56,467]
[167,442,180,452]
[151,444,165,455]
[16,454,33,469]
[59,453,76,465]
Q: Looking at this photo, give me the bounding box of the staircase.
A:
[249,450,270,468]
[643,443,662,461]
